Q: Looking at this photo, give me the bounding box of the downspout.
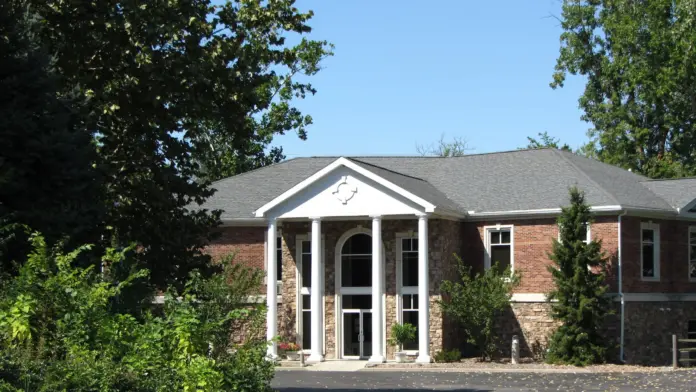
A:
[618,210,628,362]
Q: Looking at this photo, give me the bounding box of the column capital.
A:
[267,217,278,224]
[308,216,322,222]
[369,214,383,220]
[416,213,430,220]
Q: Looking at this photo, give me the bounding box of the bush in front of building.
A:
[439,256,521,360]
[545,187,612,366]
[0,233,272,392]
[434,349,462,363]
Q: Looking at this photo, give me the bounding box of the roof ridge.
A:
[305,148,556,160]
[347,157,427,182]
[551,149,621,206]
[641,176,696,182]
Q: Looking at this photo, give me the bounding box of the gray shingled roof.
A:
[202,148,690,219]
[642,178,696,211]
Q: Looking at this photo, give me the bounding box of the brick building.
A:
[201,148,696,365]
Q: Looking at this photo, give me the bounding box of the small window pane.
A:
[491,231,500,244]
[342,234,372,255]
[690,262,696,279]
[501,230,511,244]
[412,238,418,251]
[491,245,511,270]
[341,255,372,287]
[690,231,696,243]
[402,253,419,287]
[402,238,411,252]
[302,311,311,350]
[402,294,418,310]
[302,295,311,310]
[402,311,419,350]
[690,245,696,262]
[302,241,311,253]
[642,229,654,243]
[642,244,655,277]
[276,237,282,249]
[580,225,588,242]
[302,254,311,288]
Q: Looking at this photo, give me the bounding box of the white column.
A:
[266,219,278,359]
[308,217,324,362]
[369,215,386,363]
[416,214,431,363]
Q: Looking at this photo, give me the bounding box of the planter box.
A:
[394,352,408,363]
[285,351,301,361]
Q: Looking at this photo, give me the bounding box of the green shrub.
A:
[438,256,521,360]
[434,349,462,363]
[545,188,612,366]
[388,323,417,352]
[0,233,273,391]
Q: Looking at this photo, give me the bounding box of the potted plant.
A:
[278,342,301,361]
[389,323,417,363]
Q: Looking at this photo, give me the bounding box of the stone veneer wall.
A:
[624,301,696,365]
[495,302,559,359]
[277,218,461,360]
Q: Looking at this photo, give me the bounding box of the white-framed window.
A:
[276,236,283,282]
[396,235,419,353]
[689,227,696,282]
[558,222,591,244]
[641,222,660,281]
[484,225,514,272]
[298,239,312,350]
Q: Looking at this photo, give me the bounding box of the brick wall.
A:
[621,216,696,293]
[205,226,266,294]
[461,216,619,294]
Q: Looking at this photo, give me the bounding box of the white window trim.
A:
[640,222,660,281]
[395,231,420,355]
[263,230,283,290]
[557,222,591,244]
[295,234,326,354]
[484,224,514,272]
[689,226,696,283]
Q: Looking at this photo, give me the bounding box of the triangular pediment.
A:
[255,158,433,219]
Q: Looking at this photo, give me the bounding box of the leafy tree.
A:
[546,187,612,366]
[26,0,333,289]
[0,0,103,275]
[416,134,471,157]
[0,233,271,391]
[439,257,520,360]
[551,0,696,178]
[525,132,571,151]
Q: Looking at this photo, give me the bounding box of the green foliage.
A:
[525,132,572,151]
[545,187,612,366]
[20,0,332,289]
[416,134,470,157]
[388,323,417,352]
[552,0,696,178]
[434,349,462,363]
[439,256,521,360]
[0,233,272,391]
[0,0,103,275]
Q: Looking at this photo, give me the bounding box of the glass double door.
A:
[342,309,372,359]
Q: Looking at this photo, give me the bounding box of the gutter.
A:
[618,210,628,362]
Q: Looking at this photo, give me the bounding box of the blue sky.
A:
[273,0,589,157]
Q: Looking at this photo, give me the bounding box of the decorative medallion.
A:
[332,176,358,205]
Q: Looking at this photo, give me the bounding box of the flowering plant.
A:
[278,342,300,351]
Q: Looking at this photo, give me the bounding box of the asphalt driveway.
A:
[272,369,696,391]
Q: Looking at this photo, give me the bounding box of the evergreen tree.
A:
[0,1,103,274]
[546,187,612,365]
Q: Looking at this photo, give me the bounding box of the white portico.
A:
[254,158,444,363]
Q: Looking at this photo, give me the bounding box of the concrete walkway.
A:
[277,360,368,372]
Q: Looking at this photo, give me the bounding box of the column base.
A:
[415,355,431,364]
[368,355,386,363]
[307,353,325,363]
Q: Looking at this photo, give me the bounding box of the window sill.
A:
[641,277,661,282]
